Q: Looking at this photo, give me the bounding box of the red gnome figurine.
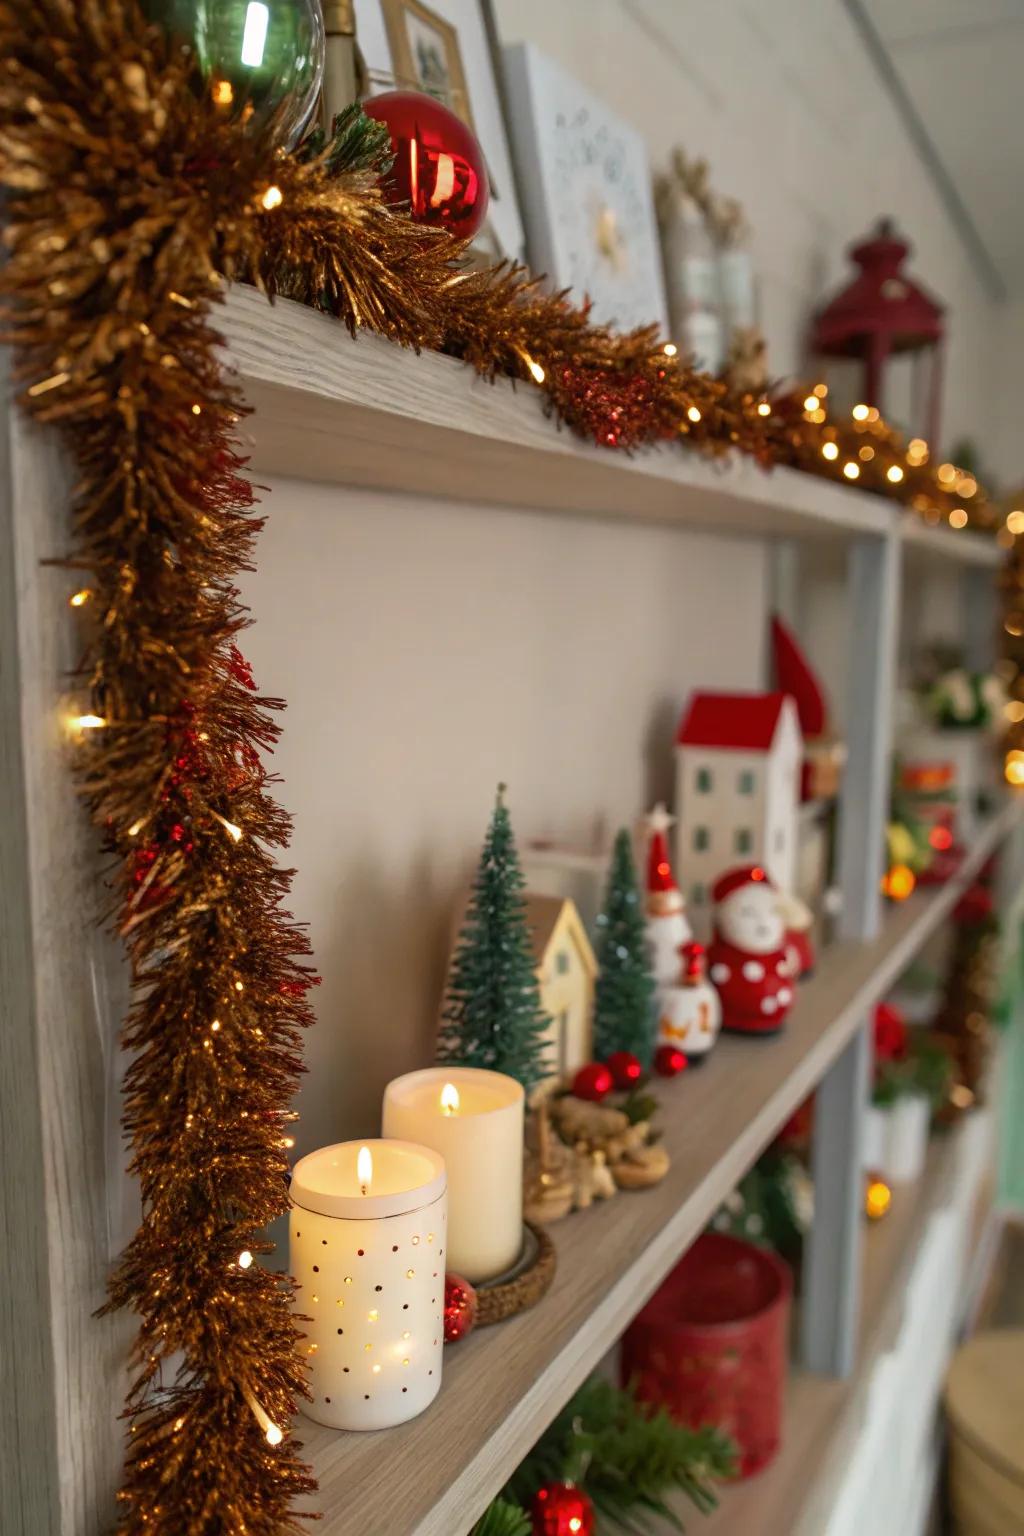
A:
[707,866,796,1035]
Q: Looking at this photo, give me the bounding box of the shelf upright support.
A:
[961,563,997,673]
[802,528,901,1377]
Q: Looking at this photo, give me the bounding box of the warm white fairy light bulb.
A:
[238,1249,253,1269]
[212,810,243,842]
[243,1388,283,1446]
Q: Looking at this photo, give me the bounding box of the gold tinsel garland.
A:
[0,3,1005,1533]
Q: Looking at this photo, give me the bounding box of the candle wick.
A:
[360,1183,367,1196]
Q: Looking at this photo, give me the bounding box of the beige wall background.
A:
[242,486,768,1148]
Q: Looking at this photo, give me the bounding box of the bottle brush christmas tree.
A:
[437,785,552,1094]
[593,829,657,1067]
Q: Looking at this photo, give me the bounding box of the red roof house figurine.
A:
[811,217,945,445]
[675,691,802,938]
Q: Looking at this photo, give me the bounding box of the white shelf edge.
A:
[218,285,895,543]
[899,513,1003,568]
[216,286,1002,567]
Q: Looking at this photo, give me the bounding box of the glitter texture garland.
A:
[0,2,1002,1532]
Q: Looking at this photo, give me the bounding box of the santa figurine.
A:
[644,804,692,999]
[656,941,722,1064]
[707,865,796,1035]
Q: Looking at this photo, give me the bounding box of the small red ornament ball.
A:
[362,90,489,241]
[571,1062,614,1101]
[443,1272,478,1343]
[531,1481,595,1536]
[654,1044,688,1078]
[606,1050,643,1090]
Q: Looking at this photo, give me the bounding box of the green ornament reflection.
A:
[144,0,325,148]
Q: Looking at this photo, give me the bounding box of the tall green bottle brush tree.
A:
[437,785,552,1095]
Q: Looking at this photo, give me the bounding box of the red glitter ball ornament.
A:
[443,1272,478,1343]
[362,90,489,240]
[571,1062,614,1102]
[654,1044,688,1078]
[606,1050,643,1090]
[531,1481,595,1536]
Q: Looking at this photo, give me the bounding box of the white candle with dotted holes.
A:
[382,1068,524,1283]
[289,1139,447,1431]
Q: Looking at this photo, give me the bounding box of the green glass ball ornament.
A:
[144,0,325,148]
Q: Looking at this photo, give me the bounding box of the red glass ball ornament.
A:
[531,1481,595,1536]
[654,1044,688,1078]
[443,1272,478,1343]
[571,1062,614,1102]
[606,1050,643,1090]
[363,90,489,241]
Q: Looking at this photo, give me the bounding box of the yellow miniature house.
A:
[524,893,598,1087]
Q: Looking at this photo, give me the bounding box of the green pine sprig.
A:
[296,101,396,177]
[470,1498,532,1536]
[501,1378,736,1535]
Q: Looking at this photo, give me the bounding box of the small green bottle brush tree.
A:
[593,830,657,1067]
[437,785,552,1095]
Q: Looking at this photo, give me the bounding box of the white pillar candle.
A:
[382,1067,524,1284]
[289,1139,446,1431]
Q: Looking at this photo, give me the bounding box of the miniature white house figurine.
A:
[675,690,802,936]
[523,893,598,1088]
[643,803,692,999]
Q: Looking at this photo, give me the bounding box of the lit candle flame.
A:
[440,1082,460,1116]
[357,1144,373,1194]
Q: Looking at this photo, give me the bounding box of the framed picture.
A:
[502,43,668,334]
[355,0,525,262]
[381,0,474,131]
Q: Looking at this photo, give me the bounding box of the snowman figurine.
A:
[656,940,722,1063]
[644,805,692,1002]
[707,865,796,1035]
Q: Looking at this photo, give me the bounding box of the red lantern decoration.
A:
[362,90,489,241]
[605,1050,643,1089]
[571,1062,613,1101]
[811,218,945,444]
[530,1482,595,1536]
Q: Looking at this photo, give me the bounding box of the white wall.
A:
[494,0,1003,454]
[242,485,767,1147]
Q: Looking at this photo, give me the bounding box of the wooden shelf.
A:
[217,285,983,550]
[899,513,1002,568]
[295,801,1018,1536]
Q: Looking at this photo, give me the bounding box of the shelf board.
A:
[694,1097,995,1536]
[295,800,1018,1536]
[899,513,1002,568]
[220,285,898,543]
